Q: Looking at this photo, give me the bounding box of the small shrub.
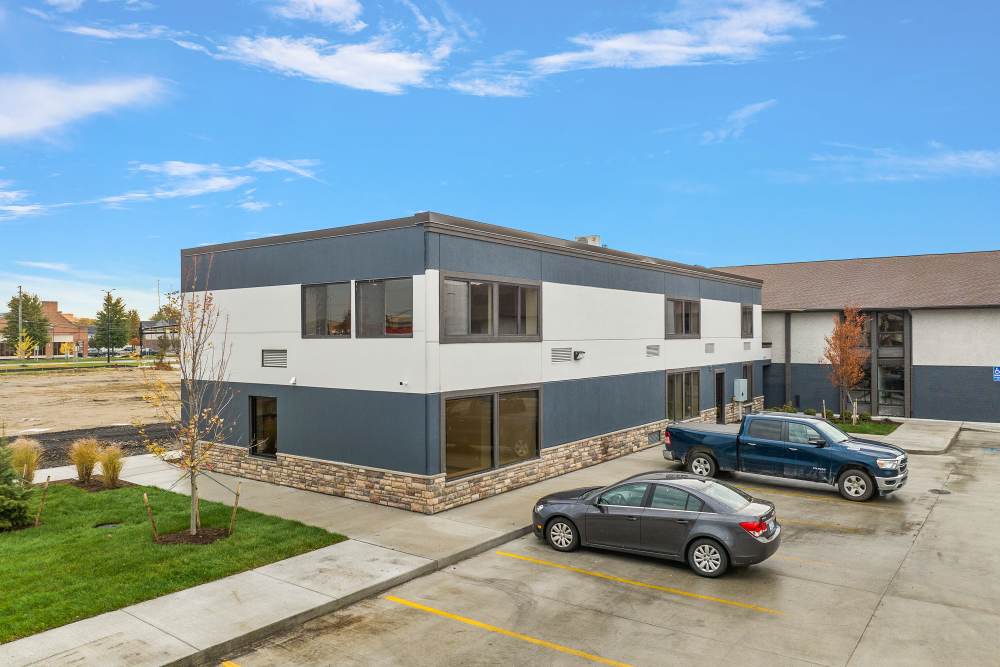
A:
[824,409,835,420]
[10,438,42,484]
[69,438,100,483]
[99,445,124,489]
[804,408,816,416]
[842,411,853,422]
[781,404,797,413]
[860,412,872,422]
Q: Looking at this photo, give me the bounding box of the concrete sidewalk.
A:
[861,419,961,454]
[2,446,668,666]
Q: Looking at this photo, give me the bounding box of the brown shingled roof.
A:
[717,250,1000,311]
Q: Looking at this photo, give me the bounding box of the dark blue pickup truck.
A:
[664,414,908,501]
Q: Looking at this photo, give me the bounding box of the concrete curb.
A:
[174,526,533,667]
[902,427,963,456]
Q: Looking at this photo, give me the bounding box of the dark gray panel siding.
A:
[205,381,434,474]
[763,362,786,406]
[912,366,1000,422]
[779,363,840,412]
[433,233,543,280]
[542,372,666,448]
[696,360,766,409]
[182,226,426,291]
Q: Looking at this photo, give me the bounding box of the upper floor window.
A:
[665,298,700,338]
[741,304,753,338]
[302,282,351,337]
[442,276,540,342]
[357,277,413,338]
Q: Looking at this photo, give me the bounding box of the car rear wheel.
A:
[546,518,580,552]
[687,452,717,478]
[687,538,729,578]
[838,469,875,501]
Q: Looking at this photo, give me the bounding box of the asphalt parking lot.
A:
[227,429,1000,666]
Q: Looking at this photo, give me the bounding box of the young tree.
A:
[14,331,37,359]
[139,262,234,536]
[92,293,129,350]
[128,309,142,344]
[0,421,32,532]
[59,341,75,358]
[2,292,50,351]
[823,306,871,416]
[150,297,181,324]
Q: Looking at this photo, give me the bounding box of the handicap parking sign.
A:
[994,366,1000,382]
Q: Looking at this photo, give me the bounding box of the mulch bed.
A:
[28,423,176,468]
[156,527,229,545]
[48,477,137,492]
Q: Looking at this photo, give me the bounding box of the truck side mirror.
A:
[809,438,826,447]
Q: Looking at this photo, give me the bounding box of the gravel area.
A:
[27,423,177,468]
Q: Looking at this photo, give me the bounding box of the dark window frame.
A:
[356,276,414,339]
[667,368,701,421]
[440,272,542,344]
[741,304,754,339]
[249,395,278,458]
[440,383,542,480]
[301,281,353,339]
[665,297,701,339]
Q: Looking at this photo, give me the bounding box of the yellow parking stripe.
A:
[385,595,634,667]
[495,551,782,616]
[220,662,241,667]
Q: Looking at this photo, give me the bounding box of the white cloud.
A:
[136,160,221,177]
[62,23,169,39]
[16,260,71,272]
[811,144,1000,182]
[247,157,320,180]
[701,98,777,143]
[0,204,48,220]
[271,0,365,33]
[239,201,272,212]
[532,0,815,74]
[0,76,164,141]
[0,180,28,204]
[449,52,532,97]
[45,0,84,12]
[219,35,435,94]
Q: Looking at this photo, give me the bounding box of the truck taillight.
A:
[664,431,672,447]
[739,519,767,538]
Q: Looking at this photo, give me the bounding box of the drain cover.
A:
[928,489,951,495]
[94,522,122,528]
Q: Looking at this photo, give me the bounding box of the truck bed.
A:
[669,422,741,435]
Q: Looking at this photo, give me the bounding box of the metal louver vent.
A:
[744,341,751,351]
[261,349,288,368]
[645,344,660,357]
[704,343,715,354]
[551,347,573,363]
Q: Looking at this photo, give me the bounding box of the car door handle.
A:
[744,442,756,446]
[625,516,639,521]
[675,519,690,524]
[788,447,798,452]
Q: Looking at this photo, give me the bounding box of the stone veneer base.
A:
[203,419,671,515]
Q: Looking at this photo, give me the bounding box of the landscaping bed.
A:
[0,483,344,643]
[835,420,900,436]
[25,423,175,468]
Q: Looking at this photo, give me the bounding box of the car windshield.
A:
[813,420,850,443]
[697,480,752,512]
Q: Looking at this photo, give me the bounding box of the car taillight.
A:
[739,519,768,538]
[664,431,672,447]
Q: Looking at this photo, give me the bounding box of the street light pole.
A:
[103,289,116,365]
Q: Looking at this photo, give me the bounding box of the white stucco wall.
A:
[912,308,1000,366]
[762,312,785,361]
[789,311,837,365]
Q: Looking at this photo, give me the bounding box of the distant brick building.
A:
[0,301,90,357]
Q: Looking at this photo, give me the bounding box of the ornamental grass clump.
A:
[99,445,124,489]
[10,438,41,484]
[69,438,100,484]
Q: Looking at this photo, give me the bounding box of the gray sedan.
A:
[531,471,781,577]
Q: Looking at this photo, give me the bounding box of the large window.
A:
[302,282,351,337]
[357,278,413,338]
[250,396,278,457]
[444,387,540,479]
[667,370,700,421]
[665,298,700,338]
[877,311,904,355]
[442,276,539,341]
[741,304,754,338]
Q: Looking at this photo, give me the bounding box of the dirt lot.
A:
[0,368,181,466]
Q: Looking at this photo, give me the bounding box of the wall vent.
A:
[744,341,752,351]
[704,343,715,354]
[262,349,288,368]
[645,344,660,357]
[551,347,573,363]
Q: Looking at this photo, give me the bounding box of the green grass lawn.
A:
[838,420,900,436]
[0,483,344,643]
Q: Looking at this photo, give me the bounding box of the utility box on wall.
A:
[734,378,748,402]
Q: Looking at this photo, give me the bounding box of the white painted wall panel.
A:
[542,283,663,341]
[789,311,836,364]
[763,312,785,361]
[912,308,1000,366]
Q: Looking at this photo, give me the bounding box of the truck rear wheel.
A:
[838,469,875,501]
[687,452,717,478]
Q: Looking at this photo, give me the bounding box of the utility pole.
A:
[17,285,22,338]
[103,289,116,365]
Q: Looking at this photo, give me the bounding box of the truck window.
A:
[787,422,822,444]
[746,419,782,440]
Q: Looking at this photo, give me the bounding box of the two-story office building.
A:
[182,212,766,513]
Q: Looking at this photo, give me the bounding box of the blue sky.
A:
[1,0,998,317]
